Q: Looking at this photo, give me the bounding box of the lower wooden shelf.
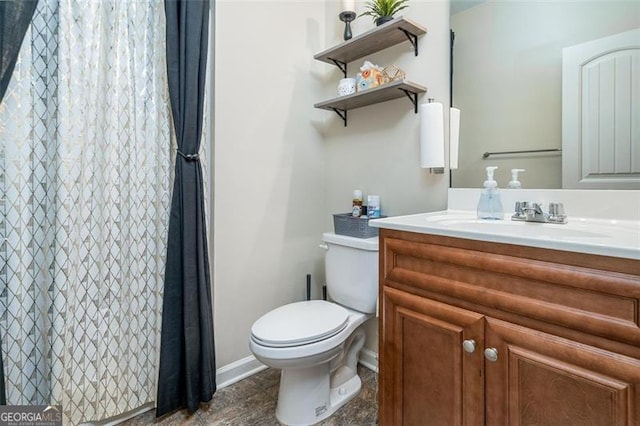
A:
[313,80,427,126]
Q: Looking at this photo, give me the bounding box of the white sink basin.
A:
[370,210,640,260]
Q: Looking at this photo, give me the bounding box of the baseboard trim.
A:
[83,402,155,426]
[358,348,378,373]
[216,355,268,389]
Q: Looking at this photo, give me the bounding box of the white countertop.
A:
[369,209,640,260]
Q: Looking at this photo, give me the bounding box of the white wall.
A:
[451,1,640,189]
[214,0,450,368]
[214,1,328,367]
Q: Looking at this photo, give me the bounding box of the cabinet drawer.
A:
[380,230,640,348]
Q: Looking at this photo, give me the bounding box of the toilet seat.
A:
[251,300,349,348]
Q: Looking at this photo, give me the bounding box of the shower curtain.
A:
[0,0,171,423]
[157,0,216,416]
[0,0,40,405]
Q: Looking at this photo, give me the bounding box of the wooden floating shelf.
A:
[314,16,427,67]
[314,80,427,112]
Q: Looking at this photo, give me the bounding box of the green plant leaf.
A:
[358,0,410,22]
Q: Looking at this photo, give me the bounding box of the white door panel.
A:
[563,28,640,189]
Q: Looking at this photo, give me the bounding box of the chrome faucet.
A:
[512,201,567,224]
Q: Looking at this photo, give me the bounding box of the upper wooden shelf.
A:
[314,16,427,67]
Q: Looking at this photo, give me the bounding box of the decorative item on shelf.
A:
[359,0,409,26]
[381,64,405,83]
[338,77,356,96]
[356,60,387,92]
[338,77,357,96]
[339,0,357,41]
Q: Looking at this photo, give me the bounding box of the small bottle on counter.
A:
[367,195,381,218]
[352,189,363,217]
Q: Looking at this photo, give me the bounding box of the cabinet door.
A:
[380,287,485,426]
[485,318,640,425]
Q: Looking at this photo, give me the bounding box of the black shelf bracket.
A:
[331,108,347,126]
[398,28,419,56]
[400,89,419,113]
[329,58,347,77]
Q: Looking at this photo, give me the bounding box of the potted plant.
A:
[359,0,409,26]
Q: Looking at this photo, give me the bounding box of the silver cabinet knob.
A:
[484,347,499,362]
[462,339,476,353]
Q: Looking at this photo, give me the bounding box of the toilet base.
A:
[275,364,362,425]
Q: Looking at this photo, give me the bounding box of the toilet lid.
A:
[251,300,349,348]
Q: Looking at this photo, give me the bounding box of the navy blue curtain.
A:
[156,0,216,417]
[0,0,39,405]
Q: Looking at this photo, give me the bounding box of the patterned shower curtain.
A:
[0,0,171,423]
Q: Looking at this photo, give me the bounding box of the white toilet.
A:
[249,232,378,425]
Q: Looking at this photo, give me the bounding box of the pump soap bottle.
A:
[507,169,525,189]
[477,166,504,220]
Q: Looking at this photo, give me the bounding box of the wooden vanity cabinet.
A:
[378,228,640,426]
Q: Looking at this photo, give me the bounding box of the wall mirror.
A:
[450,0,639,189]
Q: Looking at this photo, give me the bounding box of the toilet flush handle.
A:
[319,242,329,251]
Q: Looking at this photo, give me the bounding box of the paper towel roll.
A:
[450,107,460,170]
[420,101,445,169]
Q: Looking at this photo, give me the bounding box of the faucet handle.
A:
[548,202,567,223]
[549,202,565,216]
[512,201,528,220]
[514,201,523,214]
[514,201,529,213]
[513,201,539,220]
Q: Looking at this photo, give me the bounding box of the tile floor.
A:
[120,365,378,425]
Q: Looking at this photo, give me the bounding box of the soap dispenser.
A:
[477,166,504,220]
[507,169,525,189]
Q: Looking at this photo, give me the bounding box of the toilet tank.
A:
[322,232,378,314]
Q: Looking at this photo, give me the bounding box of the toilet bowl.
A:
[249,233,378,425]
